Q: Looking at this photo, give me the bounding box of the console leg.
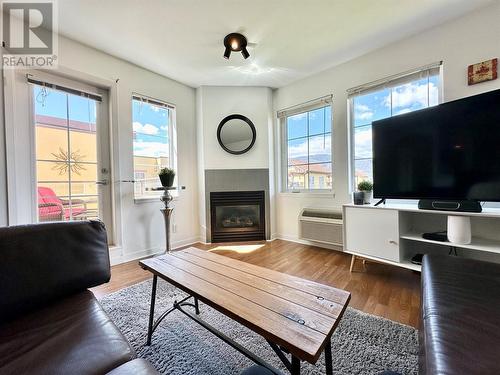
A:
[350,255,356,272]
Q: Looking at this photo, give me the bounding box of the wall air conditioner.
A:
[299,209,343,247]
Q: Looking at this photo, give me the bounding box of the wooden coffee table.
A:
[140,247,350,375]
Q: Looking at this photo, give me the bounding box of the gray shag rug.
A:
[99,279,418,375]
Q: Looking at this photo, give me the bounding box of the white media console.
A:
[343,203,500,272]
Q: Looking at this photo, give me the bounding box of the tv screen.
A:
[372,89,500,201]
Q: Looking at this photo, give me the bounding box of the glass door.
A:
[30,77,112,236]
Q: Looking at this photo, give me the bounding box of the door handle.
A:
[388,239,398,245]
[96,179,108,186]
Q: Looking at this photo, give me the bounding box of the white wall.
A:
[0,47,7,227]
[196,86,275,240]
[197,86,273,170]
[1,35,199,263]
[273,2,500,241]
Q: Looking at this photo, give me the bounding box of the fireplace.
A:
[210,191,265,242]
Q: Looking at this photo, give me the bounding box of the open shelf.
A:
[400,233,500,254]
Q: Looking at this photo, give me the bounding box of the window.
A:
[279,96,333,192]
[349,63,442,188]
[132,95,176,199]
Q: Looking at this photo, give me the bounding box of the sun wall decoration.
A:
[468,58,497,85]
[51,147,87,175]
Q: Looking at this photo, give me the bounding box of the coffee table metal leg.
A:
[194,296,200,315]
[291,356,300,375]
[324,339,333,375]
[146,275,158,346]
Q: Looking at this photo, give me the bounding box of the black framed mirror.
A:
[217,114,256,155]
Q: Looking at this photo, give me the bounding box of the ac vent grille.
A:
[299,209,343,246]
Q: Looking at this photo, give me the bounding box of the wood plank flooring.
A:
[92,239,421,328]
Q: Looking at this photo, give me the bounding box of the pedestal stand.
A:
[151,187,176,253]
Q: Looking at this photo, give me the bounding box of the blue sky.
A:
[33,86,170,159]
[287,106,332,164]
[34,86,97,123]
[353,76,439,128]
[132,99,169,158]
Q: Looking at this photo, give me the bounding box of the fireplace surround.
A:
[210,191,265,242]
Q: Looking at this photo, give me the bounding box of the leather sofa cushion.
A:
[0,220,111,323]
[421,255,500,374]
[0,291,135,375]
[106,359,159,375]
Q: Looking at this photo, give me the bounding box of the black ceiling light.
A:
[223,33,250,60]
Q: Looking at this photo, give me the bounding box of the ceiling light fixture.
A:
[223,33,250,60]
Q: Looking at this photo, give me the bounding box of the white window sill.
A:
[279,191,335,198]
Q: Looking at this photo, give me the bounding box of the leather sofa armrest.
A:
[0,220,111,323]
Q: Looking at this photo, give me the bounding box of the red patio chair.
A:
[37,187,88,222]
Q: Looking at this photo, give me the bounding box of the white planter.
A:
[447,215,471,245]
[361,191,373,204]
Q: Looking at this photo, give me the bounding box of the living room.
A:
[1,1,499,374]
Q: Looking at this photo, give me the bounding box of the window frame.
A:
[280,98,334,194]
[26,72,113,237]
[348,63,443,192]
[131,93,177,202]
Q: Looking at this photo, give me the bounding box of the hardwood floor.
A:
[91,239,421,328]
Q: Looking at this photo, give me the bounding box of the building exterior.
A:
[288,159,332,190]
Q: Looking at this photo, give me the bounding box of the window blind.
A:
[132,94,175,110]
[27,76,103,102]
[347,61,442,97]
[277,94,333,119]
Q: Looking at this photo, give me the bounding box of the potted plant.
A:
[158,167,176,187]
[357,181,373,204]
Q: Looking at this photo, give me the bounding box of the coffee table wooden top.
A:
[140,247,350,363]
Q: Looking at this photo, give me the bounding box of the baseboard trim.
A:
[275,233,343,251]
[109,236,202,266]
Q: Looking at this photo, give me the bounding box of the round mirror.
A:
[217,114,256,155]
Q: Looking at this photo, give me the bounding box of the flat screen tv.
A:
[372,89,500,202]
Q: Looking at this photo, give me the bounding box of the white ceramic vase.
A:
[447,215,471,245]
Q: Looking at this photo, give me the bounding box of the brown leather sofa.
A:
[0,220,158,375]
[420,254,500,374]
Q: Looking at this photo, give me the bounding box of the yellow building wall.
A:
[288,171,331,189]
[36,126,98,197]
[36,125,99,218]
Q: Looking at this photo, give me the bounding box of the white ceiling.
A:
[58,0,493,88]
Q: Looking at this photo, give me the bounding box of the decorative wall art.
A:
[468,58,497,85]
